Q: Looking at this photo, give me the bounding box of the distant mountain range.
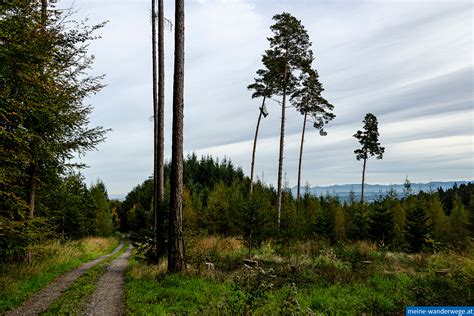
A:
[111,180,472,202]
[291,181,472,202]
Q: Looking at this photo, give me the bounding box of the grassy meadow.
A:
[126,235,474,315]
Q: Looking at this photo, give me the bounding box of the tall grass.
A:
[125,235,474,314]
[0,236,119,313]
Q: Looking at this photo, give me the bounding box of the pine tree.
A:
[247,68,274,194]
[291,66,335,201]
[353,113,385,203]
[262,12,312,226]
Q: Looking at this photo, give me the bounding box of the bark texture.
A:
[297,111,307,202]
[168,0,185,272]
[151,0,159,259]
[156,0,166,259]
[276,55,288,227]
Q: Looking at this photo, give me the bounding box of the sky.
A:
[60,0,473,196]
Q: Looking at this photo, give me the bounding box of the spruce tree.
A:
[449,195,470,245]
[368,203,394,245]
[404,204,431,252]
[0,1,107,218]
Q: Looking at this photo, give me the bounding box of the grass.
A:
[125,236,474,315]
[41,240,129,315]
[0,236,119,313]
[125,256,232,315]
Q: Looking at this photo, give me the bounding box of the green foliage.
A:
[368,202,394,245]
[0,0,111,263]
[126,238,474,315]
[449,195,470,245]
[404,203,432,252]
[353,113,385,161]
[0,0,107,217]
[89,181,113,237]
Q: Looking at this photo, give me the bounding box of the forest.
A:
[1,0,473,315]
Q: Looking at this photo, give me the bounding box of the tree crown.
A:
[353,113,385,161]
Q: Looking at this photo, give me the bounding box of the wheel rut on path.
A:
[84,245,132,316]
[6,240,124,316]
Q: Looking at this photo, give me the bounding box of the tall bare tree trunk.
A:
[152,0,166,260]
[297,111,307,202]
[361,157,367,203]
[151,0,159,259]
[249,96,266,195]
[276,54,288,227]
[156,0,166,259]
[168,0,185,272]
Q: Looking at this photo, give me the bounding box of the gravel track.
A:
[6,240,124,316]
[84,245,132,316]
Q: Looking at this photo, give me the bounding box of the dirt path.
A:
[6,240,124,316]
[84,245,132,316]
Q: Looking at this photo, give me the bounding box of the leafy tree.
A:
[404,203,431,252]
[353,113,385,203]
[168,0,186,272]
[262,12,312,226]
[291,66,335,201]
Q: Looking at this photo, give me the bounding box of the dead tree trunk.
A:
[296,111,307,202]
[249,96,266,195]
[168,0,185,273]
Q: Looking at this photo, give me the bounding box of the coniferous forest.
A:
[1,1,473,315]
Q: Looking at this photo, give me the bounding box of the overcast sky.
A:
[62,0,473,196]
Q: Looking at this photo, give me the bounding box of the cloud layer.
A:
[63,0,473,194]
